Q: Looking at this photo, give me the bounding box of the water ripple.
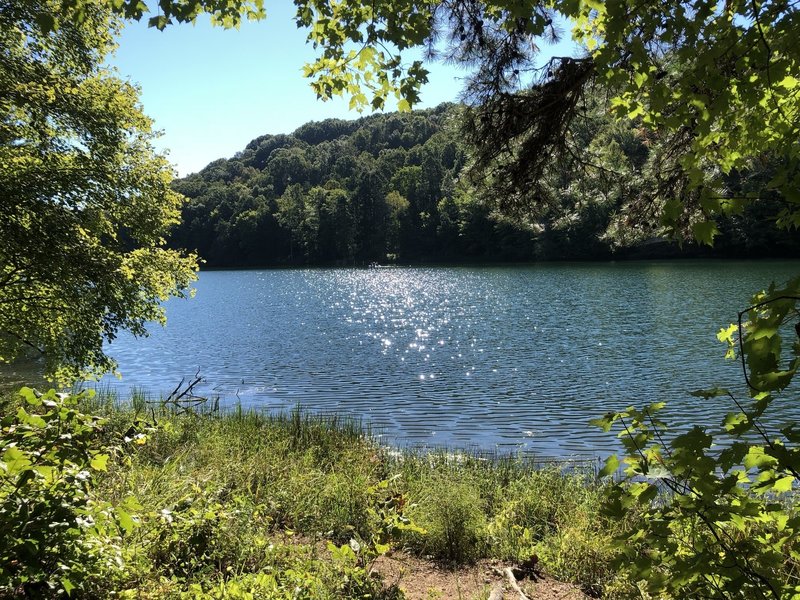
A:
[98,261,800,458]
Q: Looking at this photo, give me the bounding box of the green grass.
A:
[0,388,630,598]
[393,451,624,595]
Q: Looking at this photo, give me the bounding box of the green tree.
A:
[319,187,356,262]
[275,183,321,261]
[384,190,410,257]
[0,0,197,382]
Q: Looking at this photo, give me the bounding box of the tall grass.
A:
[389,450,624,595]
[33,390,630,597]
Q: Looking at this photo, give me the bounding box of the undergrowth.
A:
[1,388,629,598]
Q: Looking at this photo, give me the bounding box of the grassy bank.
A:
[0,388,631,599]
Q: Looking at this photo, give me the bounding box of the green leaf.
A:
[691,220,718,246]
[722,412,751,435]
[148,14,170,29]
[661,199,683,225]
[90,453,109,471]
[671,426,712,451]
[773,475,794,493]
[25,413,47,429]
[599,454,619,477]
[744,447,778,470]
[116,508,136,534]
[373,542,391,555]
[3,446,32,473]
[628,102,644,119]
[729,513,746,531]
[590,413,616,432]
[717,324,737,344]
[33,465,55,480]
[18,387,39,405]
[62,577,74,596]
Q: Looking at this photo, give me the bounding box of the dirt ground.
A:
[372,552,588,600]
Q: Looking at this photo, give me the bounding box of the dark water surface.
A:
[97,261,800,458]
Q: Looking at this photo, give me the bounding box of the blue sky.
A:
[111,6,580,175]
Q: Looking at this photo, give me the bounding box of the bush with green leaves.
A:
[0,388,136,597]
[146,485,269,579]
[338,475,426,568]
[135,540,400,600]
[486,470,623,597]
[594,277,800,598]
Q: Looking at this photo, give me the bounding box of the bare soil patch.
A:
[372,552,588,600]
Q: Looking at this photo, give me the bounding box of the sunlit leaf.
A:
[599,454,619,477]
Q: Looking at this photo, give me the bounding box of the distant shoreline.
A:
[193,255,800,271]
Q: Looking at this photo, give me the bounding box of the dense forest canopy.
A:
[170,104,543,265]
[170,102,800,266]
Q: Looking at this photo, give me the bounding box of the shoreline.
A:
[1,386,623,598]
[192,255,800,272]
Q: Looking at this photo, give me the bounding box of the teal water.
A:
[98,261,800,457]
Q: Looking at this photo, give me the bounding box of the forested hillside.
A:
[170,104,535,265]
[170,103,800,266]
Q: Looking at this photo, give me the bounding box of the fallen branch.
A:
[165,369,203,403]
[504,567,532,600]
[488,583,504,600]
[154,370,212,414]
[491,566,532,600]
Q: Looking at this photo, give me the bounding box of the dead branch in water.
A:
[154,369,215,414]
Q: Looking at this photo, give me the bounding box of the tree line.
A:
[170,101,800,267]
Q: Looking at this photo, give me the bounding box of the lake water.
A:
[97,261,800,458]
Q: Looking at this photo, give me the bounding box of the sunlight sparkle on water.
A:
[96,262,800,456]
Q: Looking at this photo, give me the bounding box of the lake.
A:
[97,260,800,458]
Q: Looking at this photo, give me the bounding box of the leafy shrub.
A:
[486,468,592,557]
[0,388,133,597]
[147,486,269,579]
[596,400,800,599]
[590,281,800,598]
[485,500,537,562]
[535,515,622,598]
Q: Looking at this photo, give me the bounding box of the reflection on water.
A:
[94,261,800,458]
